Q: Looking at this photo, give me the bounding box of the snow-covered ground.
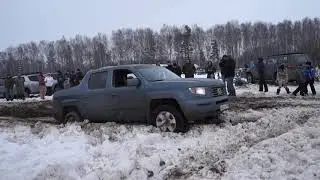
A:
[0,76,320,180]
[0,96,52,104]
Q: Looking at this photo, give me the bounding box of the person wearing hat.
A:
[292,64,308,96]
[276,64,290,95]
[4,75,14,101]
[15,75,25,100]
[304,62,316,95]
[166,61,175,73]
[38,72,47,99]
[182,59,196,78]
[219,55,236,96]
[257,57,268,92]
[205,61,216,79]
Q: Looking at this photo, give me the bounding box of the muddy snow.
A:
[0,84,320,180]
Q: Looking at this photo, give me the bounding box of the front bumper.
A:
[181,96,229,123]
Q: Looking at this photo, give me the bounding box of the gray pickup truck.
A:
[53,64,229,132]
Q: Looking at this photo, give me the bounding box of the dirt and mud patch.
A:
[0,101,52,118]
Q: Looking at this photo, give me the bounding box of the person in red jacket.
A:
[39,72,47,99]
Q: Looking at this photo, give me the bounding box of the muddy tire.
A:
[64,110,83,123]
[151,105,189,133]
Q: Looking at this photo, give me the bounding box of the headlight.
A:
[189,87,206,95]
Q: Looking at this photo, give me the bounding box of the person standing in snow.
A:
[257,57,268,92]
[276,64,290,95]
[56,70,65,90]
[292,64,308,96]
[219,55,228,81]
[220,55,236,96]
[15,75,25,100]
[45,74,54,96]
[74,69,84,86]
[166,61,175,72]
[4,75,14,101]
[172,61,182,77]
[304,62,316,95]
[38,72,47,100]
[205,61,216,79]
[64,72,71,89]
[69,70,76,87]
[182,59,196,78]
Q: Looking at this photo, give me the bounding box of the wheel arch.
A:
[149,98,186,123]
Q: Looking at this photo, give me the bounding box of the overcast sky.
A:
[1,0,319,50]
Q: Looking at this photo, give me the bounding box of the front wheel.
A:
[151,105,189,133]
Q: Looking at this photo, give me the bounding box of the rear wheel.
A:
[64,110,83,123]
[151,105,188,133]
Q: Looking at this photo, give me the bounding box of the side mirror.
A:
[127,78,140,87]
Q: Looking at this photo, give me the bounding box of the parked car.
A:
[13,74,40,97]
[246,53,313,84]
[53,64,229,132]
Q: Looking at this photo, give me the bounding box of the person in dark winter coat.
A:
[56,70,65,90]
[74,69,84,85]
[304,62,316,95]
[15,75,25,100]
[172,62,182,77]
[70,71,76,87]
[219,55,236,96]
[4,76,14,101]
[39,72,47,100]
[292,64,308,96]
[182,60,196,78]
[276,64,290,95]
[205,61,216,78]
[219,55,228,79]
[257,57,268,92]
[166,61,175,73]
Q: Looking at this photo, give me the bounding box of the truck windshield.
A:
[292,54,312,64]
[138,67,180,82]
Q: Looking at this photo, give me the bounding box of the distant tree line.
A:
[1,17,320,77]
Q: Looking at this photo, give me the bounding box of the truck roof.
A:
[92,64,156,73]
[268,52,305,57]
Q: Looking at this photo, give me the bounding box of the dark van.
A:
[247,53,312,83]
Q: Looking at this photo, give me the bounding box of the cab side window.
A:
[28,75,39,82]
[88,71,108,89]
[113,69,137,88]
[278,56,288,64]
[266,58,275,65]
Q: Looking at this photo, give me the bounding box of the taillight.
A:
[287,64,296,68]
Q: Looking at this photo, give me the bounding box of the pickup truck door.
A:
[110,70,147,122]
[84,71,117,122]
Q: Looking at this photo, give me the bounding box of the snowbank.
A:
[0,101,319,179]
[0,96,52,104]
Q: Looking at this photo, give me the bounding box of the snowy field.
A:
[0,76,320,180]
